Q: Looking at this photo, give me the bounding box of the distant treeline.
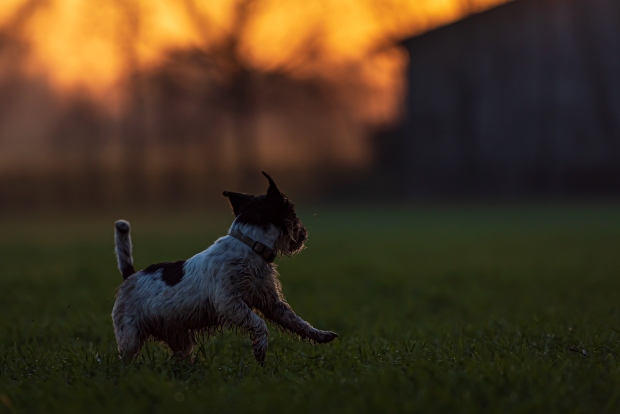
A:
[0,49,385,211]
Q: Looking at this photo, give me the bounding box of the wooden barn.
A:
[379,0,620,197]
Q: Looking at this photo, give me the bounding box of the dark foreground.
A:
[1,206,619,413]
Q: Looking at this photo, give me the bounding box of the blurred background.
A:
[0,0,618,212]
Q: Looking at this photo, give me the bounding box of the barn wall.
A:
[387,0,620,197]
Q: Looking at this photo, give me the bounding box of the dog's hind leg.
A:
[113,300,146,359]
[221,300,269,363]
[164,329,195,360]
[115,324,146,359]
[260,300,338,344]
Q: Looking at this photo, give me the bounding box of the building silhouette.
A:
[380,0,620,197]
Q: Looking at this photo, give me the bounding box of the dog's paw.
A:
[252,336,268,364]
[315,330,338,344]
[253,348,266,365]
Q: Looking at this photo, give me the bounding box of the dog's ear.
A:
[223,191,253,216]
[262,171,284,203]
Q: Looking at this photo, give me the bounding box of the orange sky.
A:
[0,0,510,97]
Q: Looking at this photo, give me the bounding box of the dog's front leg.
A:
[222,300,269,363]
[262,301,338,343]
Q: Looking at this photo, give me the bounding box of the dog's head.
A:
[223,171,307,256]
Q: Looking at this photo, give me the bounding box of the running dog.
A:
[112,171,337,363]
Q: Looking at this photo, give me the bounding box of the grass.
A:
[1,205,620,413]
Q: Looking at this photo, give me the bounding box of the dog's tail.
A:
[115,220,135,280]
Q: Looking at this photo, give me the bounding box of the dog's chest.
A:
[223,259,277,302]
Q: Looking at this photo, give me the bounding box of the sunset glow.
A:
[3,0,510,98]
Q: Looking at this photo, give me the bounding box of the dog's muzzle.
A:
[287,223,307,254]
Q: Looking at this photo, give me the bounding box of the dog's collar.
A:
[229,230,277,263]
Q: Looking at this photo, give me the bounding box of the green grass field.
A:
[1,206,620,413]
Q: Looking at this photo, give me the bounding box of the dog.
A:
[112,171,337,363]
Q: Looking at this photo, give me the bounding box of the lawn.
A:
[1,205,619,413]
